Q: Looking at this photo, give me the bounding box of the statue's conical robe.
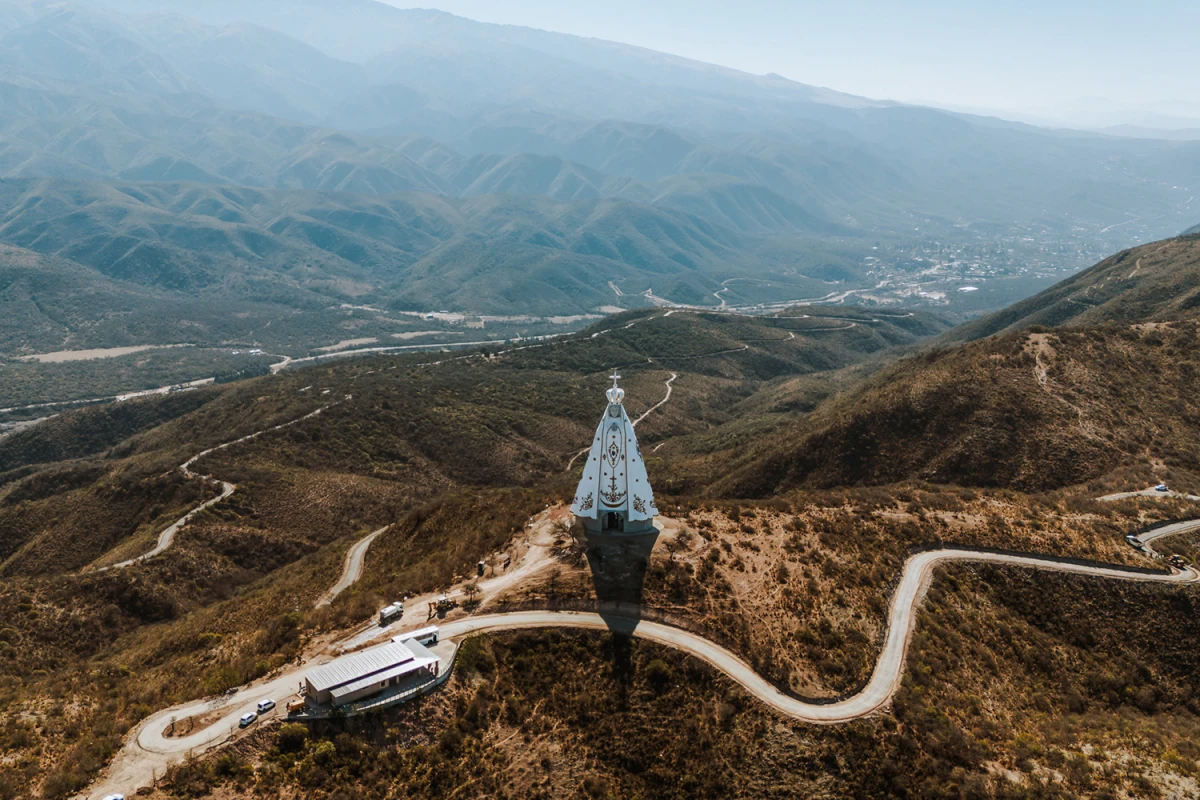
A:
[571,378,657,533]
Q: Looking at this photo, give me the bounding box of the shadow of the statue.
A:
[578,523,661,692]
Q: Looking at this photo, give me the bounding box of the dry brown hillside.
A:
[948,232,1200,342]
[713,320,1200,495]
[0,308,954,798]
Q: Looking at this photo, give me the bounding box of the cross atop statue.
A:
[572,370,657,534]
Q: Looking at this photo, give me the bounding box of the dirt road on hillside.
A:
[84,509,1200,799]
[96,406,332,571]
[315,525,392,608]
[436,547,1197,724]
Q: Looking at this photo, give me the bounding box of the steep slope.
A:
[129,13,367,124]
[947,233,1200,342]
[0,4,196,97]
[714,323,1200,495]
[711,234,1200,495]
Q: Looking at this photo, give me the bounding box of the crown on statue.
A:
[605,371,625,404]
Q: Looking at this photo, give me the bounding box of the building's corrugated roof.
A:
[306,640,415,692]
[329,655,438,701]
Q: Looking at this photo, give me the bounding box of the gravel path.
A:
[438,548,1197,724]
[84,514,1200,799]
[315,525,392,608]
[96,406,332,571]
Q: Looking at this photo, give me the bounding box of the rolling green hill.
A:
[0,0,1196,246]
[0,178,848,326]
[0,0,1195,370]
[0,387,221,473]
[0,244,166,351]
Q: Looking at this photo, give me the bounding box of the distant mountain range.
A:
[1100,125,1200,142]
[0,0,1198,356]
[0,176,852,321]
[0,0,1193,229]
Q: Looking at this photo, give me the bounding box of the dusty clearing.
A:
[391,330,465,340]
[19,344,193,363]
[315,338,379,352]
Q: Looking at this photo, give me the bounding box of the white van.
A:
[257,699,276,714]
[239,712,257,728]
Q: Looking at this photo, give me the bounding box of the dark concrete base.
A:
[578,513,657,536]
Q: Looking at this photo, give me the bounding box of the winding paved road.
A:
[1138,518,1200,549]
[102,479,237,570]
[1098,485,1200,502]
[438,548,1197,724]
[96,406,332,571]
[83,515,1200,799]
[316,525,392,608]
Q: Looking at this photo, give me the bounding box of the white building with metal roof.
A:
[304,637,440,708]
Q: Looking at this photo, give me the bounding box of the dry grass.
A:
[709,322,1200,497]
[506,486,1194,698]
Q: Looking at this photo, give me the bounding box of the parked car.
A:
[102,795,125,800]
[1156,484,1170,492]
[1125,534,1144,549]
[239,712,257,728]
[257,699,276,714]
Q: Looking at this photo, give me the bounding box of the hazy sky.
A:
[392,0,1200,125]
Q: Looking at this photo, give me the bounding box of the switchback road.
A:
[316,525,392,608]
[96,406,332,571]
[83,514,1200,799]
[631,372,677,427]
[438,548,1197,724]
